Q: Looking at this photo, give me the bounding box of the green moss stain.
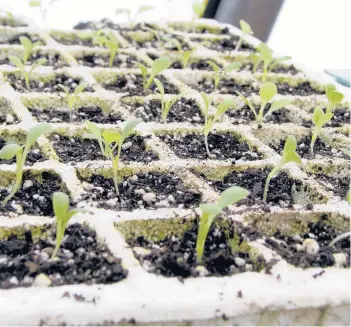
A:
[0,224,49,241]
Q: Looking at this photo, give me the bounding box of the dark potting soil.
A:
[52,35,94,47]
[240,63,300,75]
[0,224,128,289]
[0,112,19,125]
[192,36,255,52]
[0,138,46,166]
[201,168,296,208]
[270,136,348,160]
[171,24,229,35]
[227,104,291,124]
[6,73,95,93]
[0,33,43,45]
[189,78,256,95]
[73,20,158,32]
[52,134,158,164]
[126,218,265,278]
[76,53,140,68]
[2,52,67,69]
[82,172,201,211]
[265,216,350,269]
[276,82,324,96]
[160,132,261,161]
[313,173,350,198]
[101,74,179,95]
[0,171,64,217]
[129,97,204,124]
[29,106,124,124]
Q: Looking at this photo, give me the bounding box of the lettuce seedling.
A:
[341,148,351,205]
[154,78,181,122]
[51,192,85,259]
[192,1,206,30]
[0,123,52,207]
[310,107,333,156]
[94,31,119,67]
[325,84,344,114]
[58,81,88,123]
[236,82,291,123]
[235,20,254,51]
[135,57,172,90]
[201,91,235,156]
[115,5,154,26]
[196,186,249,263]
[9,56,47,89]
[263,135,302,202]
[163,38,194,68]
[207,61,242,90]
[20,36,40,64]
[83,120,106,157]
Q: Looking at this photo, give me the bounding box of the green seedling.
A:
[201,91,235,156]
[84,119,143,196]
[207,61,241,90]
[192,1,206,30]
[341,148,350,205]
[58,81,88,123]
[94,31,119,67]
[251,43,291,80]
[163,38,194,68]
[135,57,171,90]
[236,82,291,123]
[51,192,86,259]
[310,107,333,156]
[263,135,302,202]
[196,186,249,263]
[9,56,47,89]
[115,5,154,26]
[20,36,40,64]
[325,84,344,114]
[235,20,254,51]
[154,78,181,122]
[0,123,52,207]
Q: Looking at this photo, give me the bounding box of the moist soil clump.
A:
[264,217,350,268]
[160,132,261,161]
[2,52,67,69]
[201,168,296,208]
[0,171,64,217]
[6,74,95,93]
[129,97,204,123]
[0,112,19,125]
[52,134,158,164]
[240,63,299,75]
[313,173,350,198]
[76,53,140,68]
[126,218,265,278]
[52,35,94,47]
[192,36,255,52]
[81,172,201,211]
[30,106,124,124]
[0,224,128,289]
[276,82,324,96]
[0,33,42,45]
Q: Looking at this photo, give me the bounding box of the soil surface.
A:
[52,35,94,47]
[313,173,350,198]
[265,216,350,268]
[227,104,291,124]
[0,138,46,166]
[0,171,64,217]
[6,73,95,93]
[201,168,296,208]
[52,134,158,164]
[0,33,43,45]
[2,52,67,69]
[126,218,265,278]
[0,224,128,289]
[81,172,201,211]
[101,74,179,95]
[160,132,261,161]
[0,112,19,125]
[170,25,229,35]
[276,82,324,96]
[192,36,255,52]
[127,97,204,124]
[240,63,300,75]
[29,106,124,124]
[76,53,140,68]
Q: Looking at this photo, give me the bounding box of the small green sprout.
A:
[196,186,249,263]
[135,57,172,90]
[9,56,47,89]
[201,91,235,156]
[20,36,40,64]
[192,1,206,30]
[58,81,88,123]
[310,107,333,156]
[340,148,350,205]
[325,84,344,114]
[235,20,254,51]
[93,31,119,67]
[207,61,242,90]
[115,6,154,26]
[163,38,194,68]
[84,119,143,196]
[263,135,302,202]
[251,43,291,80]
[51,192,85,259]
[236,82,291,123]
[0,123,52,207]
[154,78,181,123]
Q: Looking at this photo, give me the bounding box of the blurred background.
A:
[1,0,350,81]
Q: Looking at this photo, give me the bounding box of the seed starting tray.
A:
[0,15,350,326]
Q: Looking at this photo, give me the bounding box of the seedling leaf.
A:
[58,84,69,94]
[216,99,235,117]
[207,60,220,72]
[217,186,249,210]
[26,122,52,148]
[0,144,22,160]
[9,56,24,70]
[224,62,241,73]
[268,99,291,114]
[30,58,47,72]
[102,130,121,145]
[53,191,70,221]
[154,78,164,96]
[284,135,297,152]
[151,57,171,76]
[136,5,154,15]
[121,118,143,140]
[192,2,206,17]
[240,20,253,35]
[74,81,88,95]
[260,82,277,103]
